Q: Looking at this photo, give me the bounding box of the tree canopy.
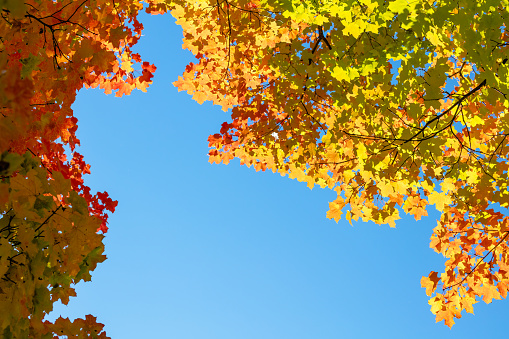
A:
[0,0,162,336]
[171,0,509,327]
[1,0,509,335]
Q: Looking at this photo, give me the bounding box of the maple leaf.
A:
[435,309,456,328]
[480,284,502,304]
[427,191,452,212]
[421,271,440,296]
[327,198,346,222]
[142,61,157,73]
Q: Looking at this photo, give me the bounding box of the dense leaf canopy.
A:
[2,0,509,334]
[171,0,509,327]
[0,0,162,336]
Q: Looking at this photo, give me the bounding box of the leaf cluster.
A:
[172,0,509,327]
[0,0,170,336]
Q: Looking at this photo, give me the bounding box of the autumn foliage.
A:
[0,0,165,337]
[171,0,509,328]
[2,0,509,334]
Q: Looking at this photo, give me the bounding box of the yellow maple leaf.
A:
[436,309,456,328]
[426,30,445,47]
[440,178,456,193]
[428,191,452,212]
[343,22,363,38]
[327,198,346,222]
[345,210,353,225]
[421,271,440,296]
[378,179,394,197]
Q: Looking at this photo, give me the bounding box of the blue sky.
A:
[46,11,509,339]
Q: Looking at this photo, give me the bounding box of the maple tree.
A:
[171,0,509,327]
[3,0,508,332]
[0,0,166,337]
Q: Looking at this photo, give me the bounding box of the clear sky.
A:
[46,10,509,339]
